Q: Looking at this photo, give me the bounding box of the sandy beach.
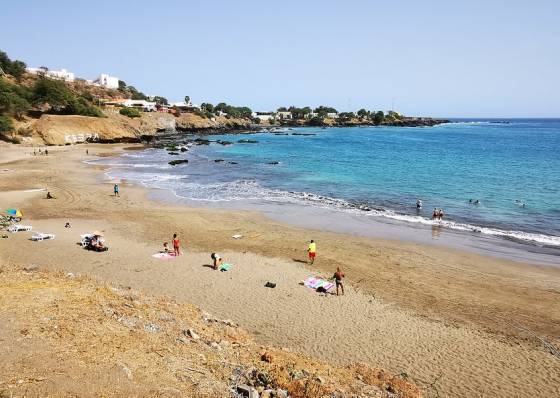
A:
[1,144,559,398]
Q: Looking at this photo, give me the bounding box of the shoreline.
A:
[1,143,560,398]
[146,188,560,267]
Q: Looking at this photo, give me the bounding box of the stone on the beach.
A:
[236,384,259,398]
[187,328,200,340]
[208,342,222,351]
[116,362,133,380]
[275,389,288,398]
[23,265,39,272]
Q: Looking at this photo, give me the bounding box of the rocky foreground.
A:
[0,264,422,397]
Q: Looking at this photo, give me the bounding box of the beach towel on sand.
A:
[301,275,335,292]
[152,252,182,260]
[219,263,233,271]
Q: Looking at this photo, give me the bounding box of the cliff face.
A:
[26,112,253,145]
[28,112,164,145]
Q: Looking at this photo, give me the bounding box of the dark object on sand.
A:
[316,286,327,293]
[265,282,276,288]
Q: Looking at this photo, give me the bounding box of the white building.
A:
[122,99,157,111]
[93,74,119,89]
[171,101,200,109]
[26,67,75,82]
[251,112,276,121]
[276,111,292,120]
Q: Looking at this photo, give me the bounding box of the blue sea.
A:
[90,119,560,262]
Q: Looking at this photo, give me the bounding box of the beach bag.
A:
[265,282,276,288]
[316,286,327,293]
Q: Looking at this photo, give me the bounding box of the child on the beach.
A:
[333,267,345,296]
[163,242,170,253]
[211,253,223,270]
[172,234,180,256]
[308,240,316,264]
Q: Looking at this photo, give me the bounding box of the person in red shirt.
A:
[172,233,180,256]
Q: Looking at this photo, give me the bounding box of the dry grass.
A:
[0,261,423,397]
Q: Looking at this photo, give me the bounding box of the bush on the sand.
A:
[120,107,141,118]
[169,159,189,166]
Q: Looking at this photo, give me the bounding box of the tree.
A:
[201,103,214,112]
[118,80,127,92]
[338,112,356,121]
[0,51,11,75]
[214,102,228,114]
[36,66,49,78]
[236,106,252,118]
[373,111,384,125]
[9,60,26,82]
[119,107,141,118]
[153,96,168,105]
[277,107,288,112]
[0,79,31,117]
[184,96,190,104]
[33,78,73,109]
[314,106,337,117]
[0,114,13,136]
[357,109,368,119]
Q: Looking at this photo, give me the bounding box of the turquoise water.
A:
[92,119,560,249]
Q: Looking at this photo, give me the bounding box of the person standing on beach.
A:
[308,240,316,264]
[433,208,439,220]
[333,267,345,296]
[172,233,180,256]
[114,184,119,197]
[211,253,223,270]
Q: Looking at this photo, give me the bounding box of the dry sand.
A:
[1,144,559,397]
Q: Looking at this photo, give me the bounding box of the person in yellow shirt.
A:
[307,240,316,264]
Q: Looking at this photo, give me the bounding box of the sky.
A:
[1,0,559,118]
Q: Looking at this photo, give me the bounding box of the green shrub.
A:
[0,114,14,136]
[120,107,141,118]
[79,92,94,102]
[194,109,205,118]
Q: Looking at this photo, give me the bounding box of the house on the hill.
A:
[92,74,119,89]
[26,67,75,82]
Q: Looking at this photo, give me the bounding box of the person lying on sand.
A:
[211,253,223,270]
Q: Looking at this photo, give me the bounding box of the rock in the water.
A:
[169,159,189,166]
